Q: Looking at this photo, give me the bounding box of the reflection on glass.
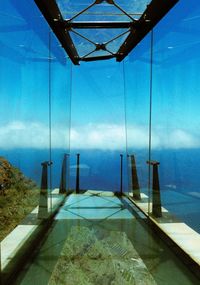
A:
[0,1,71,282]
[56,0,137,21]
[0,0,50,242]
[151,0,200,233]
[70,30,94,57]
[115,0,151,15]
[50,33,71,207]
[0,0,200,284]
[70,28,130,58]
[124,36,151,198]
[70,60,126,192]
[14,193,199,285]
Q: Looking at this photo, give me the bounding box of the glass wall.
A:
[0,0,71,281]
[50,33,72,208]
[125,0,200,234]
[1,0,200,283]
[70,60,127,192]
[0,0,49,240]
[124,35,151,202]
[151,0,200,233]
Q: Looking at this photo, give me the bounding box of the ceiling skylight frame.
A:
[34,0,179,65]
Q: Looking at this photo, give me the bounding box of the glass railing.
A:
[0,1,71,283]
[1,0,200,284]
[123,1,200,280]
[68,152,127,193]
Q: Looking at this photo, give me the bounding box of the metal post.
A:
[76,153,80,193]
[130,154,141,200]
[59,154,69,194]
[120,154,123,195]
[38,161,51,219]
[147,160,162,218]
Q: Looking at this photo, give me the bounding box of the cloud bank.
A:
[0,121,199,150]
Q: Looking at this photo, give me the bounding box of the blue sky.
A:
[0,0,200,150]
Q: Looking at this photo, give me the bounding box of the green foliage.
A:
[0,157,39,241]
[0,157,37,194]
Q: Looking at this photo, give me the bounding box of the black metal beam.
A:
[116,0,179,62]
[64,21,136,29]
[34,0,180,64]
[80,55,115,62]
[34,0,79,65]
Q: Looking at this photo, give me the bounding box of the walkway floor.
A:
[130,192,200,268]
[14,190,198,285]
[56,190,133,220]
[1,191,64,270]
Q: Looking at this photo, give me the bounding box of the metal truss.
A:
[34,0,179,65]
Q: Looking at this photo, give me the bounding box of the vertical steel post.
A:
[76,153,80,193]
[59,154,68,194]
[38,161,50,219]
[147,160,162,218]
[120,154,123,195]
[130,154,141,200]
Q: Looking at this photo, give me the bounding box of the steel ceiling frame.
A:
[34,0,179,65]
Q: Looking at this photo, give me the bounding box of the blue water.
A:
[1,148,200,233]
[0,148,127,191]
[3,148,200,191]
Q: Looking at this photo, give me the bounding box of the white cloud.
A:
[0,121,199,150]
[126,125,149,149]
[151,128,200,149]
[0,121,48,149]
[71,123,126,150]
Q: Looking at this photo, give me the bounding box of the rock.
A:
[49,261,92,285]
[48,226,157,285]
[0,156,36,194]
[60,226,96,260]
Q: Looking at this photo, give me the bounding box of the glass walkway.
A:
[1,1,200,284]
[13,191,198,285]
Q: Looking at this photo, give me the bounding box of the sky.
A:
[1,0,200,151]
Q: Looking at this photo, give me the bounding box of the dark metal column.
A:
[120,154,123,195]
[130,154,141,200]
[147,160,162,218]
[38,161,52,219]
[76,153,80,193]
[59,154,69,194]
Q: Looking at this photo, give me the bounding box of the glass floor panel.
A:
[56,0,135,21]
[56,0,151,21]
[115,0,151,16]
[14,191,199,285]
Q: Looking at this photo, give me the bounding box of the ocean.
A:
[0,148,199,233]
